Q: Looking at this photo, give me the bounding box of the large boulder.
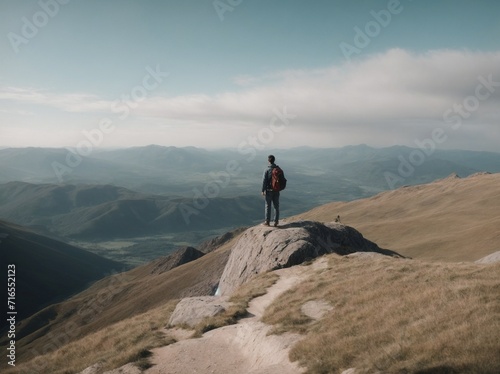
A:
[218,220,395,296]
[168,296,231,327]
[475,251,500,264]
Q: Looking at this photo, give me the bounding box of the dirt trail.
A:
[145,257,328,374]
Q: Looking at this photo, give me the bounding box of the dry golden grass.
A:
[14,233,240,362]
[5,300,178,374]
[263,254,500,374]
[293,173,500,262]
[193,272,280,336]
[8,174,500,373]
[7,269,278,374]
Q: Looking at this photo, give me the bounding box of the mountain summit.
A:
[218,221,400,296]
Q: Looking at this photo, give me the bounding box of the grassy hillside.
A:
[5,253,499,374]
[0,220,124,325]
[293,172,500,262]
[3,173,499,373]
[3,300,179,374]
[6,230,242,363]
[264,254,500,373]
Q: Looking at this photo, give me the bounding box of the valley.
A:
[1,144,499,265]
[0,220,125,323]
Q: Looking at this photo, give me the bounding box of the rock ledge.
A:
[218,220,396,296]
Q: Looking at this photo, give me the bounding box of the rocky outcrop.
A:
[218,220,398,296]
[168,296,231,327]
[475,251,500,264]
[198,227,247,253]
[150,246,204,275]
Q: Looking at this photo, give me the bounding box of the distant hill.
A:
[0,146,237,196]
[1,145,499,205]
[0,182,264,240]
[0,147,129,185]
[0,220,124,326]
[294,172,500,262]
[92,144,224,172]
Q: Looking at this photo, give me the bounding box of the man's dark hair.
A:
[268,155,275,164]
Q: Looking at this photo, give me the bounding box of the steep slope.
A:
[9,230,243,362]
[0,220,124,324]
[294,172,500,262]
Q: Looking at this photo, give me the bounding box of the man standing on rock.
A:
[261,154,282,227]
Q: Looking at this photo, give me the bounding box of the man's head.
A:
[268,155,275,164]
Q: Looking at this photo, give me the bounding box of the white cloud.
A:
[0,86,110,112]
[1,49,500,150]
[139,49,500,127]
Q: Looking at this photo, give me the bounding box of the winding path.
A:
[145,257,328,374]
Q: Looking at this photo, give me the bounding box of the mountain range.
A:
[2,144,500,203]
[0,181,264,240]
[1,144,499,264]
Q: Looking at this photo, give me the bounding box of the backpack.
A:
[271,166,287,191]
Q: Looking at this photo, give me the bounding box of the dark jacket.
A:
[262,164,278,192]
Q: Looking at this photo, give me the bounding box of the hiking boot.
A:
[262,221,270,226]
[273,221,278,227]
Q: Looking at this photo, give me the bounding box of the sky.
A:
[0,0,499,151]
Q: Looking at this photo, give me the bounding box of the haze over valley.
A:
[1,144,500,265]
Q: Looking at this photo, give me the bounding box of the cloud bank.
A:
[1,49,499,150]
